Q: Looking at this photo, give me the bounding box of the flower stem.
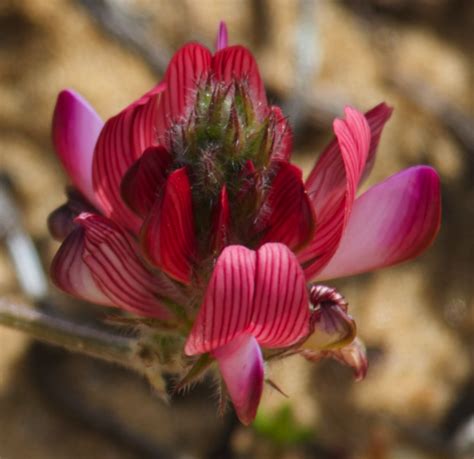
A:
[0,298,137,368]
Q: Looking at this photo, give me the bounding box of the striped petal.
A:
[361,102,393,183]
[299,107,371,280]
[256,161,315,252]
[141,168,196,284]
[120,146,172,218]
[51,224,112,306]
[52,90,103,207]
[316,166,441,280]
[92,83,166,233]
[250,243,310,348]
[213,334,264,425]
[83,213,172,317]
[155,43,212,144]
[185,243,309,355]
[185,245,256,355]
[270,106,293,161]
[212,45,267,116]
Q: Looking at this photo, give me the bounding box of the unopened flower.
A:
[49,22,441,425]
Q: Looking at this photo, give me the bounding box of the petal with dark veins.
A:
[299,107,371,280]
[316,166,441,280]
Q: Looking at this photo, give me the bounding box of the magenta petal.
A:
[270,106,293,161]
[213,334,264,425]
[251,243,310,348]
[212,45,267,115]
[185,245,256,355]
[120,146,172,218]
[299,107,371,280]
[361,102,394,183]
[52,90,103,207]
[256,162,315,252]
[156,43,212,142]
[75,213,173,318]
[317,166,441,280]
[141,168,196,285]
[215,21,229,51]
[92,83,165,233]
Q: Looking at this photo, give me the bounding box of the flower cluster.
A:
[49,23,441,425]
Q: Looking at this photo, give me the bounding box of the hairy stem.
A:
[0,299,137,368]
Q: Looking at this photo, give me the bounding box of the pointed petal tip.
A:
[216,21,229,51]
[53,89,103,206]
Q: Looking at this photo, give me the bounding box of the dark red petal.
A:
[92,83,165,233]
[155,43,212,143]
[120,146,172,218]
[270,106,293,161]
[250,243,310,348]
[212,45,267,116]
[76,213,173,318]
[299,107,371,279]
[256,161,315,252]
[360,102,393,183]
[141,168,196,284]
[185,245,256,355]
[210,185,230,253]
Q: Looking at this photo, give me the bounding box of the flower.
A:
[49,22,441,425]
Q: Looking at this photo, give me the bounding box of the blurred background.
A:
[0,0,472,458]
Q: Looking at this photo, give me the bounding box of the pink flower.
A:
[49,22,441,425]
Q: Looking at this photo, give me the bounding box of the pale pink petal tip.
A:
[52,89,103,206]
[213,334,264,425]
[216,21,229,51]
[316,165,441,280]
